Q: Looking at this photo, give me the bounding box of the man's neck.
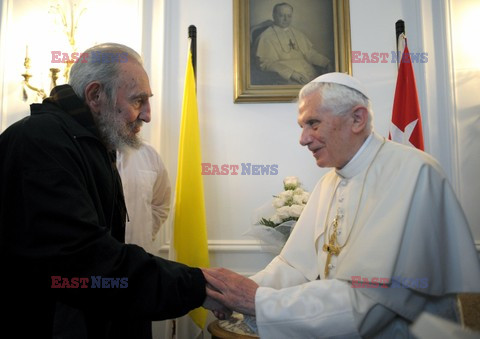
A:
[336,133,373,170]
[273,24,290,31]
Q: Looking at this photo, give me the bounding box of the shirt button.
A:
[341,180,347,186]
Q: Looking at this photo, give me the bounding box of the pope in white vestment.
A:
[256,26,330,84]
[255,3,331,85]
[203,72,480,338]
[250,132,480,338]
[117,143,171,255]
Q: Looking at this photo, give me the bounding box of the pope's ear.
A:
[84,82,103,114]
[351,106,368,133]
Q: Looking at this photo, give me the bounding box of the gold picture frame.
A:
[233,0,351,103]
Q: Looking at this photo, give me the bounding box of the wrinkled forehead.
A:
[117,61,152,93]
[119,60,145,79]
[274,4,293,15]
[298,90,325,116]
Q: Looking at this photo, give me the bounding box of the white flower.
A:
[284,176,299,186]
[277,190,294,205]
[284,176,300,190]
[288,204,304,218]
[293,194,304,205]
[276,206,292,220]
[272,197,285,208]
[293,187,305,195]
[270,214,283,225]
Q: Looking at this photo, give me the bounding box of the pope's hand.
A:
[291,71,309,84]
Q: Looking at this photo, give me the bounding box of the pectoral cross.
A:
[288,39,296,50]
[322,243,340,277]
[322,214,342,277]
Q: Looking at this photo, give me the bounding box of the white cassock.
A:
[117,143,171,255]
[250,132,480,338]
[256,25,330,82]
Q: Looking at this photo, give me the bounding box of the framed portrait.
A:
[233,0,351,103]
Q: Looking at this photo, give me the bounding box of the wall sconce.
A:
[21,0,86,102]
[21,46,60,101]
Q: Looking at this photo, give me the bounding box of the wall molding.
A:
[159,239,268,253]
[160,239,480,253]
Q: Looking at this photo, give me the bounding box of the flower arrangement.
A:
[245,176,309,254]
[258,176,309,230]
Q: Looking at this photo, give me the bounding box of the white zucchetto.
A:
[310,72,370,99]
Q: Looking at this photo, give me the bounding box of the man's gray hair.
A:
[68,43,143,107]
[299,81,374,132]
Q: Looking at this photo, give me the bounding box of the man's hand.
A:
[202,268,258,316]
[291,71,309,84]
[202,295,232,320]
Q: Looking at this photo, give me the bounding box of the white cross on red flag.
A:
[389,41,424,150]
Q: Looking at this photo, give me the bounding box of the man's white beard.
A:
[94,105,143,151]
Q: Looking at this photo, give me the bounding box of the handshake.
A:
[201,268,259,319]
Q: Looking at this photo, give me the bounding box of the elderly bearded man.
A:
[0,43,222,339]
[203,73,480,338]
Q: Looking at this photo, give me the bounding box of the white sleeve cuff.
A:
[255,279,361,339]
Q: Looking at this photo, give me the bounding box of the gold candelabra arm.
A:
[50,68,60,88]
[21,74,47,100]
[22,56,47,100]
[21,57,61,101]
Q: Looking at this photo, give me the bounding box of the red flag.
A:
[389,42,424,150]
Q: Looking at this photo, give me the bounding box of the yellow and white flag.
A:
[172,44,210,330]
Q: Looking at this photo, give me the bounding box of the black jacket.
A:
[0,85,206,338]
